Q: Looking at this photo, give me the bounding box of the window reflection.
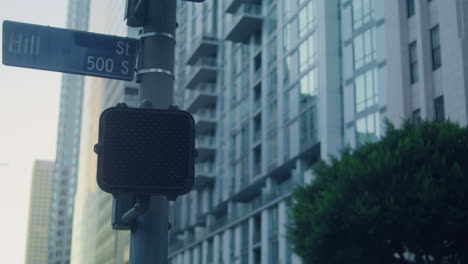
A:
[300,68,317,108]
[356,112,380,146]
[353,28,376,69]
[352,0,374,29]
[355,69,378,113]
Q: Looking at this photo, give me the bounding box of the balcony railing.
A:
[195,162,215,175]
[194,109,216,122]
[187,35,218,65]
[225,3,263,43]
[185,57,218,89]
[225,0,262,14]
[169,184,292,253]
[196,135,216,147]
[234,3,261,17]
[184,83,217,112]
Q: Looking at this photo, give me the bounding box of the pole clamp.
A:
[137,68,175,80]
[139,32,176,43]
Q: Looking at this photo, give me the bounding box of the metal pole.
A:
[129,0,176,263]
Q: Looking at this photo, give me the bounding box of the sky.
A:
[0,0,67,262]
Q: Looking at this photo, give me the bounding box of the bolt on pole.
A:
[129,0,176,263]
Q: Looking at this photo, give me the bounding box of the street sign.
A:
[2,20,138,81]
[95,106,196,197]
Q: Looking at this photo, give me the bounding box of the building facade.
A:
[25,160,55,264]
[169,0,342,263]
[169,0,468,263]
[67,0,468,263]
[384,0,468,127]
[48,0,90,263]
[70,0,139,263]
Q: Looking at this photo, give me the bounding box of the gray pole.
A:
[129,0,176,263]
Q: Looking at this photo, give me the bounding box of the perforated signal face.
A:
[96,107,195,196]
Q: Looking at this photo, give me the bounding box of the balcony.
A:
[225,0,261,14]
[193,109,217,134]
[231,176,265,202]
[185,57,218,89]
[185,83,217,113]
[225,3,263,43]
[187,35,219,65]
[196,135,216,161]
[193,162,216,190]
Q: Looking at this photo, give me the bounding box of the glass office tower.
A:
[25,160,55,264]
[48,1,90,264]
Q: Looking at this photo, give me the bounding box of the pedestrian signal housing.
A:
[95,106,195,198]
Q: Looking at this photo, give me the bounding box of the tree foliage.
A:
[289,121,468,263]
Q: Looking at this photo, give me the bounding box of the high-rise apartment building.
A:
[48,0,90,263]
[25,160,55,264]
[70,0,138,263]
[169,0,468,263]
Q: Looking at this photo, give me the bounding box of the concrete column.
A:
[384,0,412,126]
[317,0,343,159]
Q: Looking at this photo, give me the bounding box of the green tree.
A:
[289,121,468,263]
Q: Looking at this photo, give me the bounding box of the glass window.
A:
[241,125,249,152]
[407,0,415,17]
[268,132,278,166]
[352,0,374,29]
[299,107,316,144]
[409,41,419,84]
[241,45,250,69]
[230,135,236,161]
[299,68,317,107]
[268,68,278,99]
[283,90,290,118]
[413,108,421,123]
[353,28,376,69]
[269,100,278,129]
[283,0,296,19]
[283,54,292,85]
[268,206,279,264]
[434,95,445,122]
[283,18,296,52]
[268,36,278,66]
[355,69,378,113]
[356,112,380,146]
[283,125,290,159]
[241,221,249,264]
[298,33,316,73]
[240,100,249,122]
[269,206,278,235]
[431,25,441,70]
[198,244,204,264]
[230,229,236,261]
[253,146,262,176]
[298,0,315,38]
[267,4,277,36]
